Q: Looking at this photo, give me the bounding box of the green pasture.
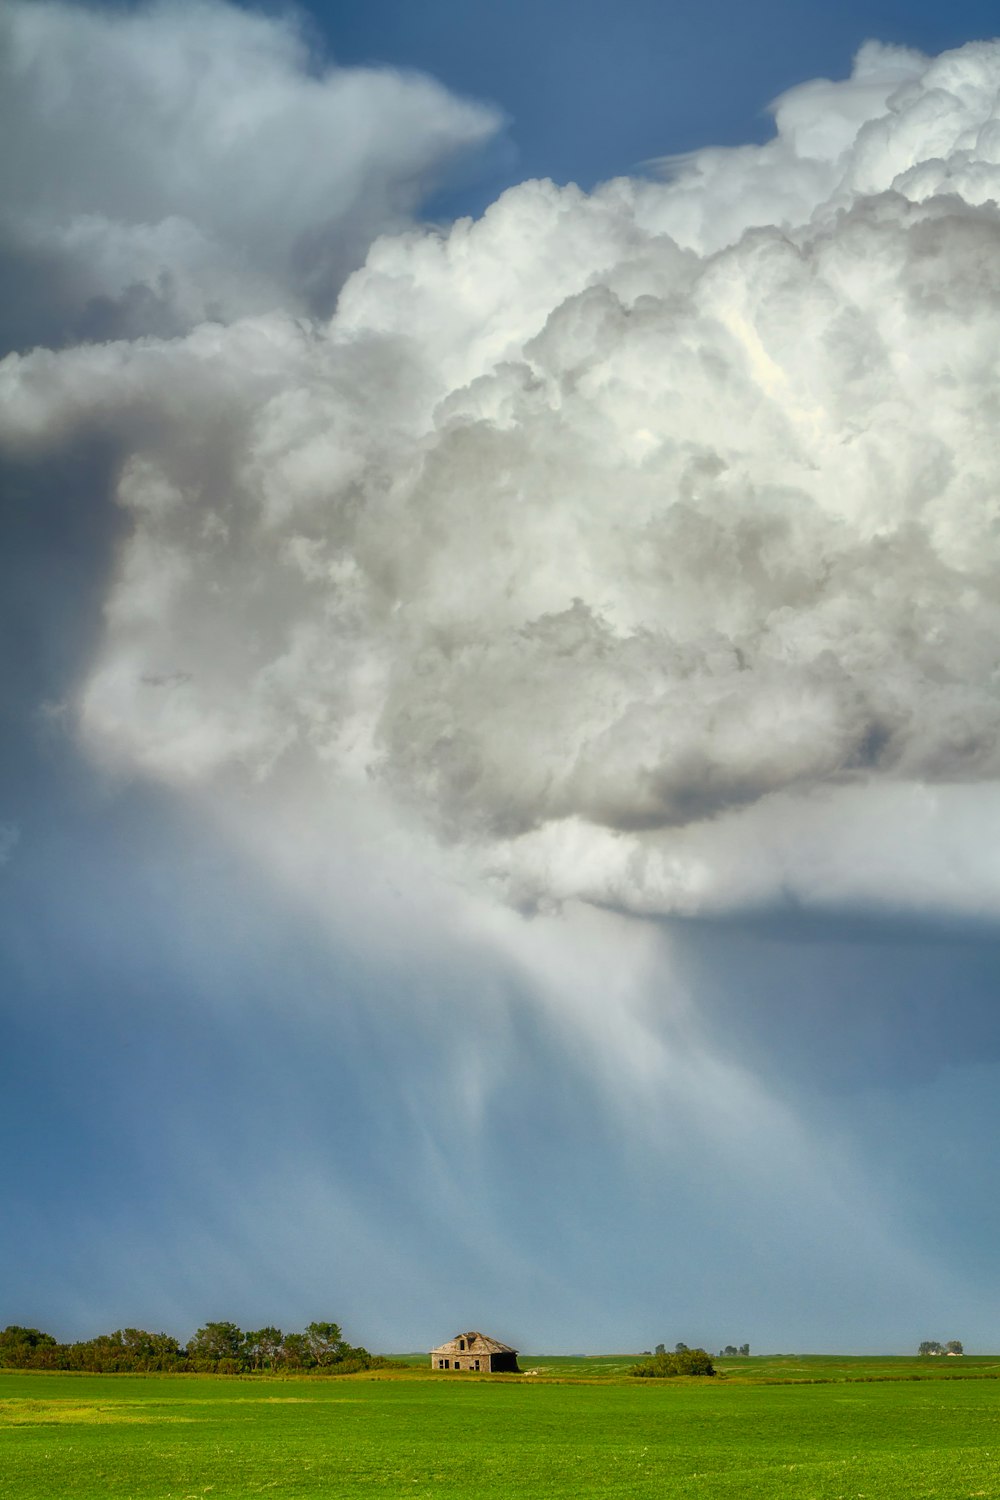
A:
[3,1363,1000,1499]
[515,1351,1000,1382]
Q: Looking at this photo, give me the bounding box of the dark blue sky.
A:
[3,0,1000,1355]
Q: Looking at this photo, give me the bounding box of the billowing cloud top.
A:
[5,18,1000,921]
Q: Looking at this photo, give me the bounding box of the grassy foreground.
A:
[3,1362,1000,1499]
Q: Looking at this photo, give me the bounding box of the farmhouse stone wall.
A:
[429,1331,519,1373]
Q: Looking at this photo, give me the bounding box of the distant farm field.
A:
[3,1361,1000,1498]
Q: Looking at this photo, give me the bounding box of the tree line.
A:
[918,1340,963,1356]
[0,1320,399,1374]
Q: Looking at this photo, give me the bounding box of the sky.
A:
[4,0,1000,1358]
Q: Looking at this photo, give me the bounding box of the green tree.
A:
[188,1322,245,1370]
[279,1332,314,1369]
[305,1321,348,1367]
[0,1327,59,1368]
[244,1327,283,1371]
[118,1329,184,1371]
[918,1340,943,1356]
[632,1347,715,1378]
[946,1340,964,1355]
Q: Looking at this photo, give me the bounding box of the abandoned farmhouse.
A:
[429,1332,520,1372]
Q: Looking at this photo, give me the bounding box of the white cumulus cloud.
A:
[0,0,502,342]
[5,32,1000,921]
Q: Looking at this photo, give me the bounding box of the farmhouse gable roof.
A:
[429,1331,518,1356]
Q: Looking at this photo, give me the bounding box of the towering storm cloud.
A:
[5,21,1000,921]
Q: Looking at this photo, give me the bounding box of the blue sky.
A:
[3,0,1000,1357]
[325,0,1000,199]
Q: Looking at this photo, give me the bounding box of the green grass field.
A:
[514,1352,1000,1382]
[3,1361,1000,1499]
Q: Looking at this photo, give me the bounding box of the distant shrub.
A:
[631,1347,715,1378]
